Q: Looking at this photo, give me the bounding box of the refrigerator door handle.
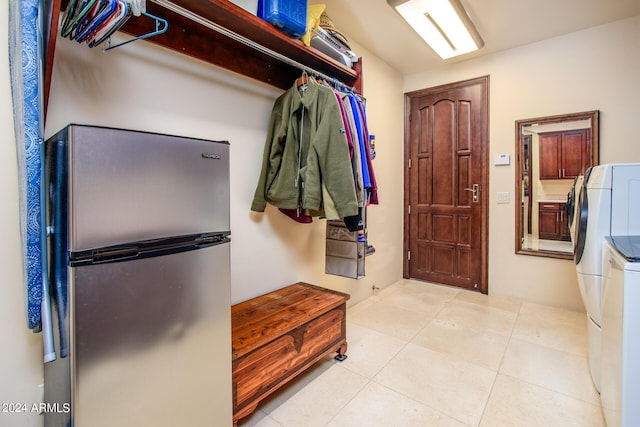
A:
[69,232,231,266]
[195,234,231,248]
[71,245,141,266]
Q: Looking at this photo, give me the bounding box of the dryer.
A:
[600,236,640,427]
[573,163,640,392]
[567,175,584,248]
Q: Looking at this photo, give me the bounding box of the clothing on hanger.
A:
[339,93,365,206]
[251,78,359,220]
[355,97,379,205]
[346,95,371,193]
[279,208,313,223]
[344,93,378,205]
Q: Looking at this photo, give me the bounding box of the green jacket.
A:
[251,80,358,218]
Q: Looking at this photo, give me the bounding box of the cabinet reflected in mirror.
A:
[515,111,599,259]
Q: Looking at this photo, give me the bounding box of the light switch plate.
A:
[497,192,510,204]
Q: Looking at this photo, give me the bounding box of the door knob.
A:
[464,184,479,203]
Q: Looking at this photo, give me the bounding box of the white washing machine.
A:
[601,236,640,427]
[573,163,640,392]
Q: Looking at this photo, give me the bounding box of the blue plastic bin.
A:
[258,0,307,38]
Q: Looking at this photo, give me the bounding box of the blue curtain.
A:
[8,0,55,361]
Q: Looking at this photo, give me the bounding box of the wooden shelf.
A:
[44,0,63,120]
[46,0,362,118]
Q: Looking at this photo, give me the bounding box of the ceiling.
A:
[320,0,640,75]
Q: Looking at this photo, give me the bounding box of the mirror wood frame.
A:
[514,110,600,259]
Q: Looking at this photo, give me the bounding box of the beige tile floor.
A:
[237,279,605,427]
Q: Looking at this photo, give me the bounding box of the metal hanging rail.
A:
[150,0,356,92]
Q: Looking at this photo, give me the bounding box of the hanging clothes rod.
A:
[150,0,356,92]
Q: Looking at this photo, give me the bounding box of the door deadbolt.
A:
[464,184,479,203]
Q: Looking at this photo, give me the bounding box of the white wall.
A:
[44,32,404,306]
[405,16,640,311]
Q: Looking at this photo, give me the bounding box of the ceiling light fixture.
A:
[387,0,484,59]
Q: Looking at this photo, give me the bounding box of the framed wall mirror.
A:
[515,111,599,259]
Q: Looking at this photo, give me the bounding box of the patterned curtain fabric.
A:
[8,0,52,349]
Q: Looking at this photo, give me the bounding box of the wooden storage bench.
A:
[231,282,350,426]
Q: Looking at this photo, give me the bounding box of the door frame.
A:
[402,76,490,294]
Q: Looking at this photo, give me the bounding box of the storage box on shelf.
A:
[258,0,307,37]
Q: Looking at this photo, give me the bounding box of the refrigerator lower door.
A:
[46,243,232,427]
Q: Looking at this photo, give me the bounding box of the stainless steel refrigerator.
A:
[44,125,232,426]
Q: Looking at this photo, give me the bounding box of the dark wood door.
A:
[561,130,589,178]
[539,130,590,179]
[538,203,561,240]
[539,133,562,179]
[404,77,489,293]
[538,202,571,241]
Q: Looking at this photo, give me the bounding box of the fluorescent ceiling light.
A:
[387,0,484,59]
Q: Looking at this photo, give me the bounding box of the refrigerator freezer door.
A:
[67,243,231,426]
[64,125,230,251]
